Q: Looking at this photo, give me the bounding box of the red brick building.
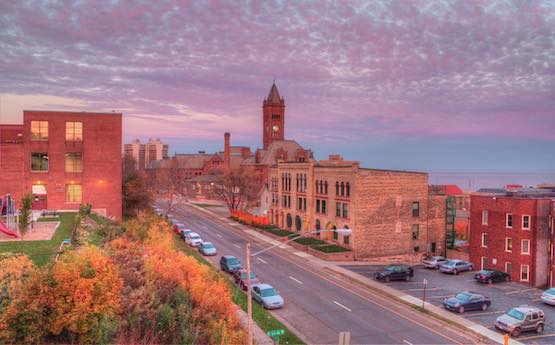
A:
[469,191,555,287]
[0,110,122,220]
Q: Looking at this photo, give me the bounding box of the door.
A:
[31,184,47,210]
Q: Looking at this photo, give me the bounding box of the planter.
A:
[307,246,354,261]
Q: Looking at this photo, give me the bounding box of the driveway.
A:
[341,264,555,345]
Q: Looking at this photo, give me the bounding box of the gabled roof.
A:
[245,140,311,166]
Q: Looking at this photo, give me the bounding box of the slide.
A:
[0,220,18,238]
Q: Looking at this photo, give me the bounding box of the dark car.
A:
[474,269,511,284]
[374,264,414,282]
[443,291,491,314]
[220,255,242,273]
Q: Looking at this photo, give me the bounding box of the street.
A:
[166,202,485,345]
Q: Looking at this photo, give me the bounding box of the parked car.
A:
[374,264,414,282]
[199,242,217,256]
[220,255,242,273]
[422,256,448,269]
[233,269,260,290]
[474,269,510,284]
[541,288,555,306]
[185,232,203,247]
[174,223,187,234]
[494,306,545,337]
[439,260,473,275]
[179,229,193,240]
[251,283,284,309]
[443,291,491,313]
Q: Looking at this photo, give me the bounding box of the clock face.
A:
[272,125,279,132]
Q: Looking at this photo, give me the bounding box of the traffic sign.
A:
[267,329,284,337]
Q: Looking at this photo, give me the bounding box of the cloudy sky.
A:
[1,0,554,174]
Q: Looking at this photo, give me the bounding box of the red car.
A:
[174,223,187,234]
[233,269,260,290]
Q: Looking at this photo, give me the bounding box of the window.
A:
[346,182,350,197]
[522,215,530,230]
[31,153,49,171]
[286,214,292,228]
[272,114,280,120]
[412,224,419,240]
[520,265,529,282]
[324,181,328,194]
[481,257,487,270]
[336,202,341,217]
[66,184,82,203]
[335,181,339,195]
[412,202,420,217]
[506,213,513,228]
[505,262,512,274]
[333,226,338,240]
[521,239,530,255]
[481,233,488,247]
[482,211,488,225]
[414,246,420,252]
[65,153,83,172]
[315,219,321,236]
[505,237,513,252]
[321,200,327,214]
[30,121,48,140]
[316,199,321,213]
[342,203,348,218]
[344,235,350,245]
[65,122,83,141]
[295,215,302,232]
[431,242,436,253]
[340,182,345,196]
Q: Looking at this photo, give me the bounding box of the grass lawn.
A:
[263,227,296,238]
[172,235,305,345]
[0,213,76,266]
[293,237,327,246]
[312,244,351,253]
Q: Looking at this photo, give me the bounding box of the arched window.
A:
[333,225,338,240]
[315,219,321,236]
[346,182,350,197]
[295,215,302,232]
[336,181,339,195]
[340,182,345,196]
[286,213,292,228]
[343,225,350,245]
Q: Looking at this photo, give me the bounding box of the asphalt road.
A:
[166,203,483,345]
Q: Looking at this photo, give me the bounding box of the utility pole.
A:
[246,242,253,345]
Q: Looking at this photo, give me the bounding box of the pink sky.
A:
[0,0,554,172]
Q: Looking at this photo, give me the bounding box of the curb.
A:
[185,202,524,345]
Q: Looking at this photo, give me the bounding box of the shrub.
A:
[312,244,351,253]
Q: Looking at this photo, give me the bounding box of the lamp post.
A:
[245,227,352,343]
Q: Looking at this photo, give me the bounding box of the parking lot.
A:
[341,264,555,344]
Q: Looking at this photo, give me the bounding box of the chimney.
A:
[224,132,231,171]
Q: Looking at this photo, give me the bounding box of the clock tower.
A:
[262,82,285,149]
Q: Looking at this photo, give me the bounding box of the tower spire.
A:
[266,82,281,104]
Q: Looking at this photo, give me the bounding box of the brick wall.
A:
[0,125,25,204]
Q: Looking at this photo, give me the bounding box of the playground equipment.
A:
[0,195,18,238]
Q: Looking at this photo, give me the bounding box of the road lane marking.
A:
[402,287,439,292]
[518,332,555,340]
[505,288,537,295]
[333,300,352,312]
[201,225,208,230]
[532,298,541,302]
[216,234,223,238]
[233,244,241,248]
[464,311,505,317]
[257,258,267,264]
[402,340,413,345]
[289,276,303,285]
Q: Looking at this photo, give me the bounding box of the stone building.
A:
[0,110,122,219]
[268,154,446,260]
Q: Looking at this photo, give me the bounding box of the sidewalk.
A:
[187,202,523,345]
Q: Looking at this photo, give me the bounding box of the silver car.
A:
[541,288,555,306]
[494,306,545,337]
[439,259,473,275]
[199,242,217,256]
[423,256,447,269]
[251,283,284,309]
[185,232,203,247]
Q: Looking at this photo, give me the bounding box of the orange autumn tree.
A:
[0,255,52,343]
[48,246,123,343]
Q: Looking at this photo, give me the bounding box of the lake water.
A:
[428,171,555,191]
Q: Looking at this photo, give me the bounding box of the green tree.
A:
[18,194,32,240]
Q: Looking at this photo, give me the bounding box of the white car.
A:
[185,232,203,247]
[422,256,448,269]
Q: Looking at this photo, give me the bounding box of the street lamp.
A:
[245,227,352,344]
